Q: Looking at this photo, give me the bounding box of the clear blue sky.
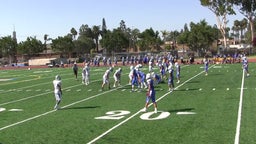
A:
[0,0,244,42]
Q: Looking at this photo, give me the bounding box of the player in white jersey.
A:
[242,56,249,77]
[135,64,142,71]
[175,62,180,83]
[53,75,62,110]
[203,56,209,76]
[101,67,113,91]
[113,68,122,87]
[148,60,153,73]
[128,65,134,85]
[82,63,90,85]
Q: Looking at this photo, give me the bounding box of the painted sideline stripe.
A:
[87,65,215,144]
[234,69,245,144]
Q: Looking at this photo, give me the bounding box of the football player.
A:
[175,62,180,83]
[113,68,122,87]
[82,63,90,85]
[242,55,250,77]
[203,56,209,76]
[72,62,78,80]
[167,65,174,91]
[131,67,139,92]
[53,75,62,110]
[128,65,134,85]
[137,69,147,89]
[141,73,157,113]
[101,67,113,91]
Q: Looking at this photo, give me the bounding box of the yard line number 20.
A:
[95,110,170,121]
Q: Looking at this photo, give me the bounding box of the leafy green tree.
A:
[92,25,101,52]
[0,36,17,63]
[161,30,169,42]
[177,29,189,53]
[232,20,241,41]
[75,35,95,55]
[70,28,78,40]
[17,37,44,59]
[201,0,236,49]
[186,20,216,56]
[119,20,127,33]
[78,24,100,52]
[137,28,163,52]
[232,18,248,42]
[79,24,92,37]
[233,0,256,44]
[129,28,140,51]
[70,28,78,56]
[51,35,74,58]
[100,29,129,53]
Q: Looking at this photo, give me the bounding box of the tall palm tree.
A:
[43,34,48,53]
[92,25,100,52]
[101,18,107,37]
[234,20,241,42]
[161,30,169,42]
[240,18,248,41]
[70,27,78,40]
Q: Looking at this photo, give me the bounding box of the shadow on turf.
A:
[61,106,100,110]
[168,108,195,113]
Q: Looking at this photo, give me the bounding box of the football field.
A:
[0,63,256,144]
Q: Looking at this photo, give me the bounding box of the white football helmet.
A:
[55,75,61,80]
[146,73,151,80]
[109,67,113,72]
[175,62,178,67]
[130,66,134,70]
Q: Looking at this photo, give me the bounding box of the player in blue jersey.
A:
[167,65,175,91]
[137,69,148,89]
[159,63,166,82]
[152,72,161,85]
[131,67,139,92]
[141,73,157,113]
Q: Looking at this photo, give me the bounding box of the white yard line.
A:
[87,65,213,144]
[0,85,124,131]
[0,79,101,106]
[0,71,126,106]
[0,72,102,94]
[0,65,197,134]
[234,69,245,144]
